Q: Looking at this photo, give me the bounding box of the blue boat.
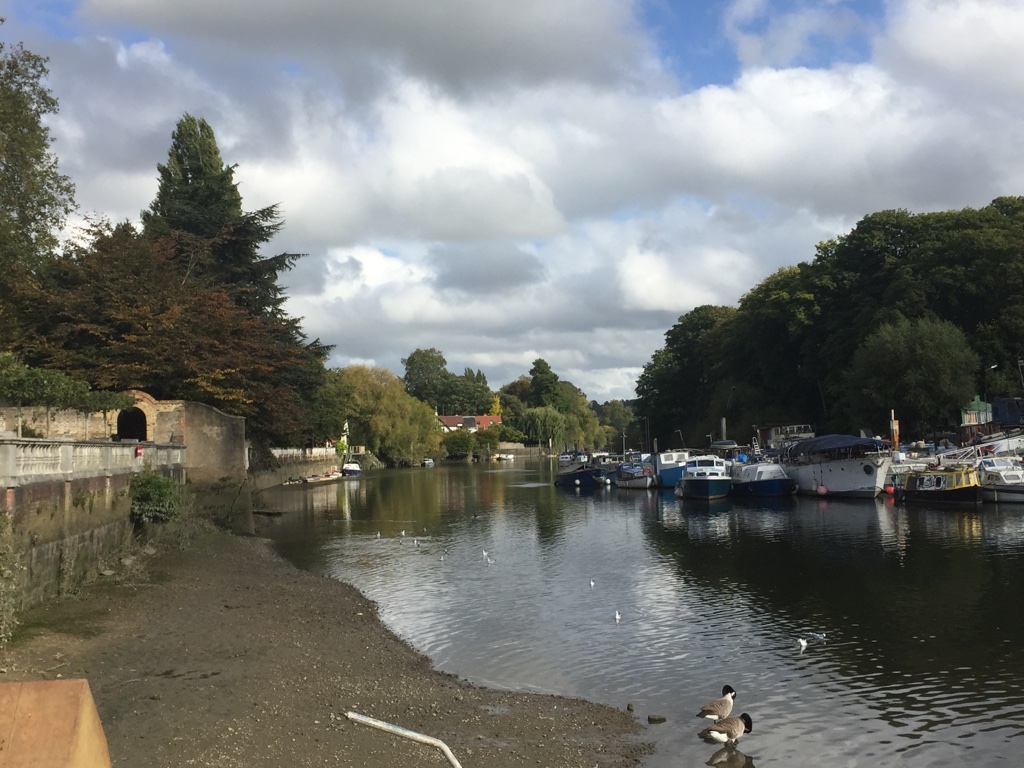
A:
[653,449,692,487]
[554,451,608,487]
[731,460,796,497]
[675,455,732,499]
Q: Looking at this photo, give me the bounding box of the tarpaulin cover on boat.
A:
[783,434,888,460]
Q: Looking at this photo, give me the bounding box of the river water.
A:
[258,458,1024,767]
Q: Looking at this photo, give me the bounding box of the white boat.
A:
[675,455,732,499]
[422,458,435,468]
[341,462,362,476]
[731,460,796,497]
[653,450,692,488]
[976,455,1024,503]
[781,435,892,498]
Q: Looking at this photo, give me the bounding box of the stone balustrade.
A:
[1,438,185,488]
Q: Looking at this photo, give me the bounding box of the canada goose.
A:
[699,713,752,744]
[696,685,736,721]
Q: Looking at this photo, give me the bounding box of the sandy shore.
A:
[3,531,653,767]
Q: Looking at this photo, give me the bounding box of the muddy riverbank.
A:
[3,531,652,767]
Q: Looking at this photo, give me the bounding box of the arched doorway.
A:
[117,408,148,441]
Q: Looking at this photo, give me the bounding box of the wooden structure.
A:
[0,679,111,767]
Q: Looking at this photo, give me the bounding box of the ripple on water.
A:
[270,465,1024,768]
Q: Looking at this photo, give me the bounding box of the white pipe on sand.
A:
[345,711,464,768]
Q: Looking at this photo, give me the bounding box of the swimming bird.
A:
[798,638,808,652]
[400,530,406,537]
[375,531,381,539]
[414,538,420,546]
[696,685,736,721]
[615,610,621,623]
[808,632,826,642]
[590,579,595,589]
[699,713,752,745]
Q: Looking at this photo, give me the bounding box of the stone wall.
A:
[1,439,186,608]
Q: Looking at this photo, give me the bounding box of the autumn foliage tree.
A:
[13,221,321,444]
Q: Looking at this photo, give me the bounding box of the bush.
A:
[129,472,185,527]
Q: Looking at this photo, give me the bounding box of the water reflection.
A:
[258,461,1024,768]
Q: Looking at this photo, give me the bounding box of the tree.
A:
[141,113,303,319]
[635,305,735,447]
[134,115,328,446]
[474,425,501,455]
[442,375,493,416]
[337,365,442,465]
[521,406,567,448]
[442,429,474,458]
[598,399,634,434]
[12,221,325,446]
[0,25,76,275]
[846,316,978,437]
[307,368,354,445]
[528,359,562,409]
[402,348,451,410]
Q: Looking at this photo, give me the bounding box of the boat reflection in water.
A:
[259,461,1024,768]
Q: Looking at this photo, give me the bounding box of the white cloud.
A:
[10,0,1024,403]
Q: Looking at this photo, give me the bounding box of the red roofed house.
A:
[437,414,503,433]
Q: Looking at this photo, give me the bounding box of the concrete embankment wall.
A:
[1,439,185,608]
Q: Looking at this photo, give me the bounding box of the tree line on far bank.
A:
[635,199,1024,449]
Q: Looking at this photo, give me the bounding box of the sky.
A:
[3,0,1024,403]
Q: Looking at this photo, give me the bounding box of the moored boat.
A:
[341,462,362,476]
[781,435,892,498]
[731,459,796,497]
[614,461,655,489]
[676,455,732,500]
[898,463,982,505]
[653,450,692,488]
[284,466,346,486]
[554,451,608,487]
[976,455,1024,503]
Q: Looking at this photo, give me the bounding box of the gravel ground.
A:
[2,532,653,767]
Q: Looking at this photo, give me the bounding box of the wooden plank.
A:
[0,680,111,768]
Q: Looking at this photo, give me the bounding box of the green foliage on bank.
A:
[129,472,186,527]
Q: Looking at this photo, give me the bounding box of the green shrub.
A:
[129,472,185,527]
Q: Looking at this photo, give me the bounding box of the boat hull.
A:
[902,486,982,505]
[616,475,654,489]
[682,477,732,500]
[732,477,796,497]
[785,459,890,498]
[554,467,608,487]
[900,466,983,506]
[782,435,892,498]
[731,462,796,497]
[982,484,1024,503]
